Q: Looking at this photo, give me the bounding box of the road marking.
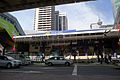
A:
[42,67,55,69]
[72,64,77,76]
[23,71,43,74]
[0,70,43,74]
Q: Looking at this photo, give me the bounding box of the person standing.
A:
[104,54,108,64]
[108,54,112,62]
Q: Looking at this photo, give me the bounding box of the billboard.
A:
[0,17,19,38]
[45,30,76,34]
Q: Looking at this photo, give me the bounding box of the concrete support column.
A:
[70,41,72,59]
[85,47,88,56]
[22,43,24,54]
[28,52,30,57]
[84,41,88,57]
[3,46,5,56]
[112,39,117,58]
[98,40,103,64]
[42,42,45,61]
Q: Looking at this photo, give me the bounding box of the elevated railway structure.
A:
[0,0,95,13]
[14,29,119,43]
[13,29,120,55]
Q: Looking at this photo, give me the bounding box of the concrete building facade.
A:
[34,6,55,31]
[54,11,59,31]
[59,13,68,31]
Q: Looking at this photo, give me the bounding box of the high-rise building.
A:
[59,13,68,31]
[111,0,120,18]
[34,6,55,31]
[54,11,59,31]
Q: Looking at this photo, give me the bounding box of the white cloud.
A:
[9,1,114,31]
[56,2,113,30]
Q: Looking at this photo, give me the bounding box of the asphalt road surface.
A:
[0,64,120,80]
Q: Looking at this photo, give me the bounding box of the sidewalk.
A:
[29,63,46,67]
[74,62,113,67]
[32,62,114,67]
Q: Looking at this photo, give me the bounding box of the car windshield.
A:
[7,56,15,60]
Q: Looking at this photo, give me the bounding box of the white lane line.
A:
[0,70,43,74]
[23,71,43,74]
[42,67,55,69]
[72,64,77,76]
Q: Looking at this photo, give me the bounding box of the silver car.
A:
[45,56,73,66]
[0,56,22,68]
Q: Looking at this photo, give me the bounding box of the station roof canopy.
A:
[14,29,120,42]
[0,0,95,13]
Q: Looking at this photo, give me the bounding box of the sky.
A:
[10,0,114,30]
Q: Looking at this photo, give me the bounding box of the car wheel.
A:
[48,62,53,66]
[6,63,12,69]
[65,62,70,66]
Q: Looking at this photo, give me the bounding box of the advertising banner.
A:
[46,30,76,34]
[0,17,19,38]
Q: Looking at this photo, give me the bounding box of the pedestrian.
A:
[42,54,45,62]
[73,52,77,62]
[104,54,108,64]
[108,54,112,62]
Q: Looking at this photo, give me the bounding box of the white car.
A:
[0,56,22,68]
[25,57,31,64]
[45,56,73,66]
[6,53,31,65]
[114,58,120,67]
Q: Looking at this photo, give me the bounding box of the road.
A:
[0,64,120,80]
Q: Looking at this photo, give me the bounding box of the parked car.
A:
[111,57,120,64]
[0,56,22,68]
[45,56,73,66]
[25,57,31,64]
[6,53,31,65]
[19,55,31,65]
[112,57,120,68]
[33,56,42,62]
